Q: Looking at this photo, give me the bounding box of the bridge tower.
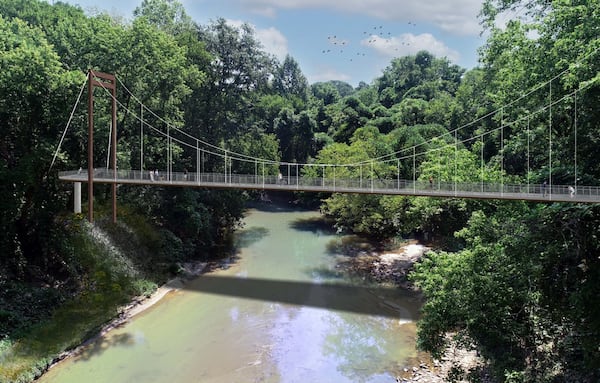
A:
[87,70,118,223]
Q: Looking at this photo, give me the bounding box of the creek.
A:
[39,205,423,383]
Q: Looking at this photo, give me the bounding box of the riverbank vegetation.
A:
[0,209,163,382]
[1,0,599,382]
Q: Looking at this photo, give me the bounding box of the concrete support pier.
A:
[74,182,82,214]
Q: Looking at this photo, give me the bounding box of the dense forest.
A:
[0,0,599,382]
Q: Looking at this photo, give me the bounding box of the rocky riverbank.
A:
[398,343,492,383]
[337,239,427,290]
[338,240,492,383]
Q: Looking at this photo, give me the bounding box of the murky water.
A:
[39,205,423,383]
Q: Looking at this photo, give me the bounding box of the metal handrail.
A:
[58,169,600,203]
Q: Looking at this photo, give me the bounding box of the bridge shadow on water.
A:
[215,210,409,318]
[71,276,414,363]
[181,275,415,319]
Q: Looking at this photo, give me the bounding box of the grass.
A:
[0,207,168,383]
[0,293,128,383]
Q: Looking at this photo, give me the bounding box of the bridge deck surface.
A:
[59,170,600,203]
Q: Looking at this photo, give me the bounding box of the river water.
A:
[39,205,423,383]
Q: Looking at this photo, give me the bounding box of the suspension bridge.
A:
[53,65,600,223]
[59,169,599,203]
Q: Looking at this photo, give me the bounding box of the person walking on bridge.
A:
[542,181,547,197]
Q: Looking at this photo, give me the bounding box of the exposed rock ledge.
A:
[398,343,492,383]
[338,240,428,290]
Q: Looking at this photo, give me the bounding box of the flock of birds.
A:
[321,22,417,62]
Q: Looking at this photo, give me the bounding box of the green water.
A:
[39,206,423,383]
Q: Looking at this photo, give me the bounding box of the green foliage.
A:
[0,282,64,339]
[273,108,316,162]
[311,81,341,105]
[307,126,410,237]
[327,80,355,98]
[377,51,464,107]
[323,194,413,238]
[273,55,309,104]
[0,207,189,382]
[133,0,194,35]
[1,1,599,382]
[0,15,83,279]
[418,138,504,183]
[411,203,600,382]
[331,96,373,143]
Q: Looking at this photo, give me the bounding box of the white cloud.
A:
[249,5,277,18]
[493,3,535,30]
[492,4,540,41]
[307,66,352,83]
[363,33,460,63]
[226,19,288,60]
[255,27,288,60]
[240,0,483,36]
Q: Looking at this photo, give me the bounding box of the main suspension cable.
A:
[48,76,87,173]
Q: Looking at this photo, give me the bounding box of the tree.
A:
[332,96,373,143]
[192,18,275,145]
[395,98,429,126]
[411,202,600,382]
[294,111,317,162]
[0,16,83,279]
[273,108,295,161]
[328,80,355,98]
[376,51,464,108]
[311,82,340,105]
[411,204,534,376]
[273,55,309,105]
[117,16,198,172]
[133,0,194,35]
[308,126,404,237]
[479,0,600,184]
[406,138,504,239]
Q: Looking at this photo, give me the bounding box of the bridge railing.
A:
[58,169,600,200]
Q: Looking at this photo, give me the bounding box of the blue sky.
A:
[50,0,487,86]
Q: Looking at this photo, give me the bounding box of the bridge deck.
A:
[58,169,600,203]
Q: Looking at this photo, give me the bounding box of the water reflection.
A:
[322,314,412,382]
[268,306,415,383]
[38,208,423,383]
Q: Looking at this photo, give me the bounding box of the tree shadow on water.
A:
[73,332,134,362]
[246,199,310,213]
[325,235,380,258]
[234,226,269,248]
[289,216,336,235]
